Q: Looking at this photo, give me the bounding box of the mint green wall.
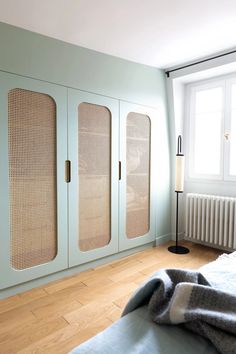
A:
[0,22,165,108]
[0,21,171,238]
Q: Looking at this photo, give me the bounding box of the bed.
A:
[69,252,236,354]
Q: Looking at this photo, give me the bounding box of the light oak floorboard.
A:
[0,241,222,353]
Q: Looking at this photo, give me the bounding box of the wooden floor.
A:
[0,241,222,354]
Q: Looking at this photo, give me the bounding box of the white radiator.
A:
[186,193,236,250]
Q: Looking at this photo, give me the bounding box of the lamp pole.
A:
[168,135,189,254]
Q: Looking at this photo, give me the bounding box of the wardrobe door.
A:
[0,72,68,289]
[119,102,157,251]
[68,90,119,266]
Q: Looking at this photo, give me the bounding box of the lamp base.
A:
[168,245,190,254]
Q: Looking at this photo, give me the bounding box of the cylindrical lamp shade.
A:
[175,155,185,192]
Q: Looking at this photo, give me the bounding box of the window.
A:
[187,76,236,181]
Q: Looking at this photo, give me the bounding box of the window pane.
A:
[230,109,236,175]
[192,86,223,176]
[195,87,223,113]
[193,111,222,175]
[230,85,236,176]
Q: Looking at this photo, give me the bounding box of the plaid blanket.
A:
[122,266,236,354]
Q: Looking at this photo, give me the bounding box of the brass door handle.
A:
[65,160,71,183]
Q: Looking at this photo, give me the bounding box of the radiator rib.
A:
[186,193,236,250]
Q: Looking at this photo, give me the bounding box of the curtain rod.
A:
[165,49,236,78]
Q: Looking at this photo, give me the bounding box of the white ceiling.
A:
[0,0,236,69]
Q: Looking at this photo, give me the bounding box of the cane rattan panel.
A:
[8,88,57,270]
[126,112,151,238]
[78,102,111,251]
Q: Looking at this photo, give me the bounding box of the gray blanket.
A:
[122,268,236,354]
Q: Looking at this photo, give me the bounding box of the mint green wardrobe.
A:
[119,101,158,251]
[67,90,157,266]
[0,72,68,289]
[68,89,119,266]
[0,71,158,291]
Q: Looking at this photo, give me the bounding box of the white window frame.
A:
[185,74,236,183]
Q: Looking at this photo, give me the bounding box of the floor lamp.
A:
[168,135,189,254]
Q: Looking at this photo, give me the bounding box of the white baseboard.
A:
[155,233,171,246]
[184,236,233,252]
[170,232,184,241]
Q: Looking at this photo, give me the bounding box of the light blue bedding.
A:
[69,305,219,354]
